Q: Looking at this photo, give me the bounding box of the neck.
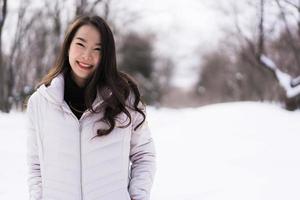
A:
[70,72,87,88]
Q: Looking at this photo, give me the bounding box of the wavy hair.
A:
[38,15,146,137]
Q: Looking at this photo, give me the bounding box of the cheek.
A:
[68,48,74,60]
[94,54,101,64]
[97,55,101,62]
[69,45,80,59]
[68,52,75,67]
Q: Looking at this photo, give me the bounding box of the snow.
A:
[260,54,300,98]
[260,55,277,70]
[1,102,300,200]
[0,112,28,199]
[291,76,300,87]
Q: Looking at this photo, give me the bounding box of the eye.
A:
[94,47,102,51]
[76,42,84,47]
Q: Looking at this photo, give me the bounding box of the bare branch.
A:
[281,0,300,38]
[282,0,298,8]
[298,0,300,37]
[87,0,104,13]
[275,0,300,67]
[233,13,256,57]
[76,0,88,15]
[258,0,265,55]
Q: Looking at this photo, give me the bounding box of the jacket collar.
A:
[37,73,105,110]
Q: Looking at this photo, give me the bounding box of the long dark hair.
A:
[38,15,146,137]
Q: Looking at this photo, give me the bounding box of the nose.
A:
[82,49,92,61]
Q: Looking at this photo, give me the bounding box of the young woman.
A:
[26,15,156,200]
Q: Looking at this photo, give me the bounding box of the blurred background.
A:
[0,0,299,111]
[1,0,300,199]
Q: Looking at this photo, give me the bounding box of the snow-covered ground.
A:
[1,102,300,200]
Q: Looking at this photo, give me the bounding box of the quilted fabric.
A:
[26,74,156,200]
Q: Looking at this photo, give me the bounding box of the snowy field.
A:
[1,101,300,200]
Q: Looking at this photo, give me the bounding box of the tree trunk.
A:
[0,0,8,112]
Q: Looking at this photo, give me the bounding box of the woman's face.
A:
[68,24,102,87]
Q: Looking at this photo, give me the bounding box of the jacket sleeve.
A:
[129,105,156,200]
[26,96,43,200]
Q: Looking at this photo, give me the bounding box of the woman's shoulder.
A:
[25,89,40,110]
[26,84,49,110]
[29,84,48,101]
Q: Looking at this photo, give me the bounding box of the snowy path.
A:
[1,102,300,200]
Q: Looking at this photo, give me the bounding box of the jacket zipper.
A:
[77,114,89,200]
[79,121,83,200]
[69,113,84,200]
[62,102,102,200]
[62,103,87,200]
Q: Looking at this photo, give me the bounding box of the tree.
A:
[1,0,146,111]
[214,0,300,110]
[0,0,7,112]
[118,32,157,103]
[5,0,113,111]
[196,50,240,104]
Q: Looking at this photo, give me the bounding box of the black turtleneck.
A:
[64,73,87,119]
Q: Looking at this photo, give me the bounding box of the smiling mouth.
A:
[77,61,93,69]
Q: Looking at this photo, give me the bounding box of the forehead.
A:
[73,25,101,43]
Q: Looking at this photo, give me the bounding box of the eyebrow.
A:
[75,37,101,46]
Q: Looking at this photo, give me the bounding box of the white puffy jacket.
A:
[26,74,156,200]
